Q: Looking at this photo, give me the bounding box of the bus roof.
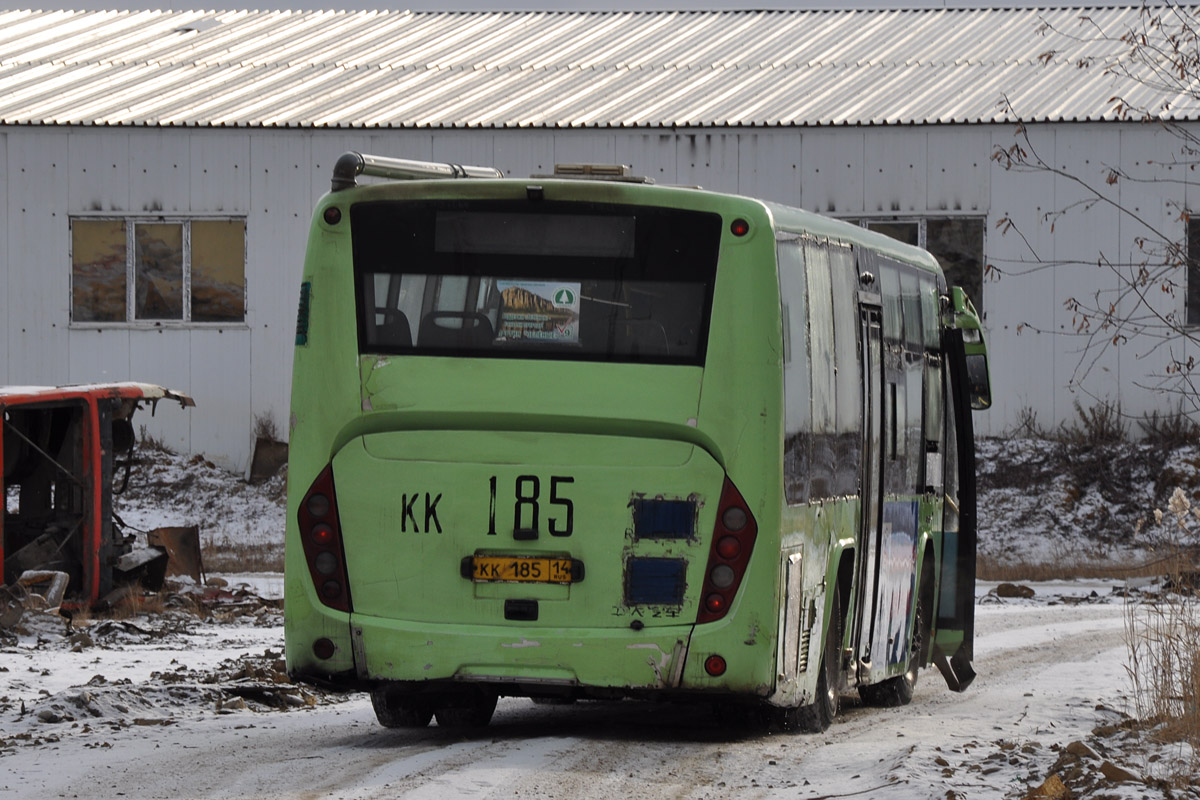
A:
[760,199,943,275]
[335,164,944,278]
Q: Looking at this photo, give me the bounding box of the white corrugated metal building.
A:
[1,6,1194,468]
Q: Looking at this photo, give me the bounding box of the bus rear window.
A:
[351,202,721,365]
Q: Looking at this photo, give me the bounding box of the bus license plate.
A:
[467,555,581,584]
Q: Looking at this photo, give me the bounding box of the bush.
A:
[1124,488,1200,780]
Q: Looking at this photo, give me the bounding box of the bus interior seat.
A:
[418,311,495,349]
[374,309,412,348]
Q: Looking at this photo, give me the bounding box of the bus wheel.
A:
[791,586,843,733]
[434,689,498,729]
[859,564,933,708]
[370,686,433,728]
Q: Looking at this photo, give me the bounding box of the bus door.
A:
[932,286,989,693]
[851,298,884,680]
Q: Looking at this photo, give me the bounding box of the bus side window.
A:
[779,239,811,505]
[804,240,836,500]
[921,276,943,494]
[829,245,861,496]
[878,264,904,495]
[900,271,924,494]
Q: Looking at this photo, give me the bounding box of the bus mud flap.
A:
[932,643,976,693]
[351,625,369,680]
[668,639,688,688]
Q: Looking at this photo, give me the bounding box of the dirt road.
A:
[5,584,1157,800]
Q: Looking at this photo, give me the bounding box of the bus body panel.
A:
[331,429,724,630]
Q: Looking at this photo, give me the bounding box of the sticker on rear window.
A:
[496,280,581,344]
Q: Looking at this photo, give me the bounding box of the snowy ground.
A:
[3,441,1199,798]
[3,579,1193,799]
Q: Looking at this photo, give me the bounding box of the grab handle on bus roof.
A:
[331,151,504,191]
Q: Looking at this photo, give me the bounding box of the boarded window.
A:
[71,220,127,322]
[70,217,246,324]
[867,220,919,247]
[135,223,184,320]
[927,218,984,314]
[1188,216,1200,326]
[191,220,246,322]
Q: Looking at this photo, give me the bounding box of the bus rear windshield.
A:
[351,201,722,365]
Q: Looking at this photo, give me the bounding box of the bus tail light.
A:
[704,654,727,676]
[696,477,757,624]
[298,465,352,613]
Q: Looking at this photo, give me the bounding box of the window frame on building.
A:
[1186,215,1200,327]
[842,216,986,317]
[70,215,247,327]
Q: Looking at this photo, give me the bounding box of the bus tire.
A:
[434,690,498,729]
[370,686,433,728]
[792,585,843,733]
[859,562,933,708]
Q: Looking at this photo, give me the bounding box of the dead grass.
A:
[1123,568,1200,776]
[976,555,1180,583]
[201,542,284,573]
[106,590,167,619]
[1122,492,1200,778]
[136,425,175,454]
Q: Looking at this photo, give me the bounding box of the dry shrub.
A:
[137,425,175,454]
[200,541,283,573]
[105,589,167,619]
[1058,399,1127,445]
[1124,488,1200,778]
[976,556,1172,583]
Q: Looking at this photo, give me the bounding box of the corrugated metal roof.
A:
[0,7,1194,128]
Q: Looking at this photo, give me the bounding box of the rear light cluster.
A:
[298,465,352,613]
[696,477,758,624]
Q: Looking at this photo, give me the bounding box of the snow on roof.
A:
[0,382,195,406]
[0,6,1193,128]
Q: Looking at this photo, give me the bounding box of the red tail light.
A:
[298,465,352,613]
[696,477,757,624]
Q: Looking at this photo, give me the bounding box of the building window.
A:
[845,217,986,314]
[1188,216,1200,326]
[927,218,984,316]
[71,217,246,324]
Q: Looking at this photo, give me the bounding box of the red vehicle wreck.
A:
[2,383,194,607]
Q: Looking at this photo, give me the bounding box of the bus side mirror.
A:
[965,353,991,410]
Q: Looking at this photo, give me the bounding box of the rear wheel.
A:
[770,585,842,733]
[370,686,433,728]
[859,562,933,708]
[434,689,498,729]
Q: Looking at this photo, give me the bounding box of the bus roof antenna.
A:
[331,152,504,192]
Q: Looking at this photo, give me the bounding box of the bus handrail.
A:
[331,151,503,192]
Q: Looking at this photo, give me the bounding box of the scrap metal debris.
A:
[1,578,347,753]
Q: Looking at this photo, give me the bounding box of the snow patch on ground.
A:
[977,437,1200,566]
[4,438,1199,797]
[113,448,287,570]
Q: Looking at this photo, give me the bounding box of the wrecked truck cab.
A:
[1,382,194,607]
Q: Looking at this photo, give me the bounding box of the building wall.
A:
[0,122,1188,467]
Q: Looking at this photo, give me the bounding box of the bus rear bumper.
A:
[348,613,695,693]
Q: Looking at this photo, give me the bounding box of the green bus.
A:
[284,152,991,732]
